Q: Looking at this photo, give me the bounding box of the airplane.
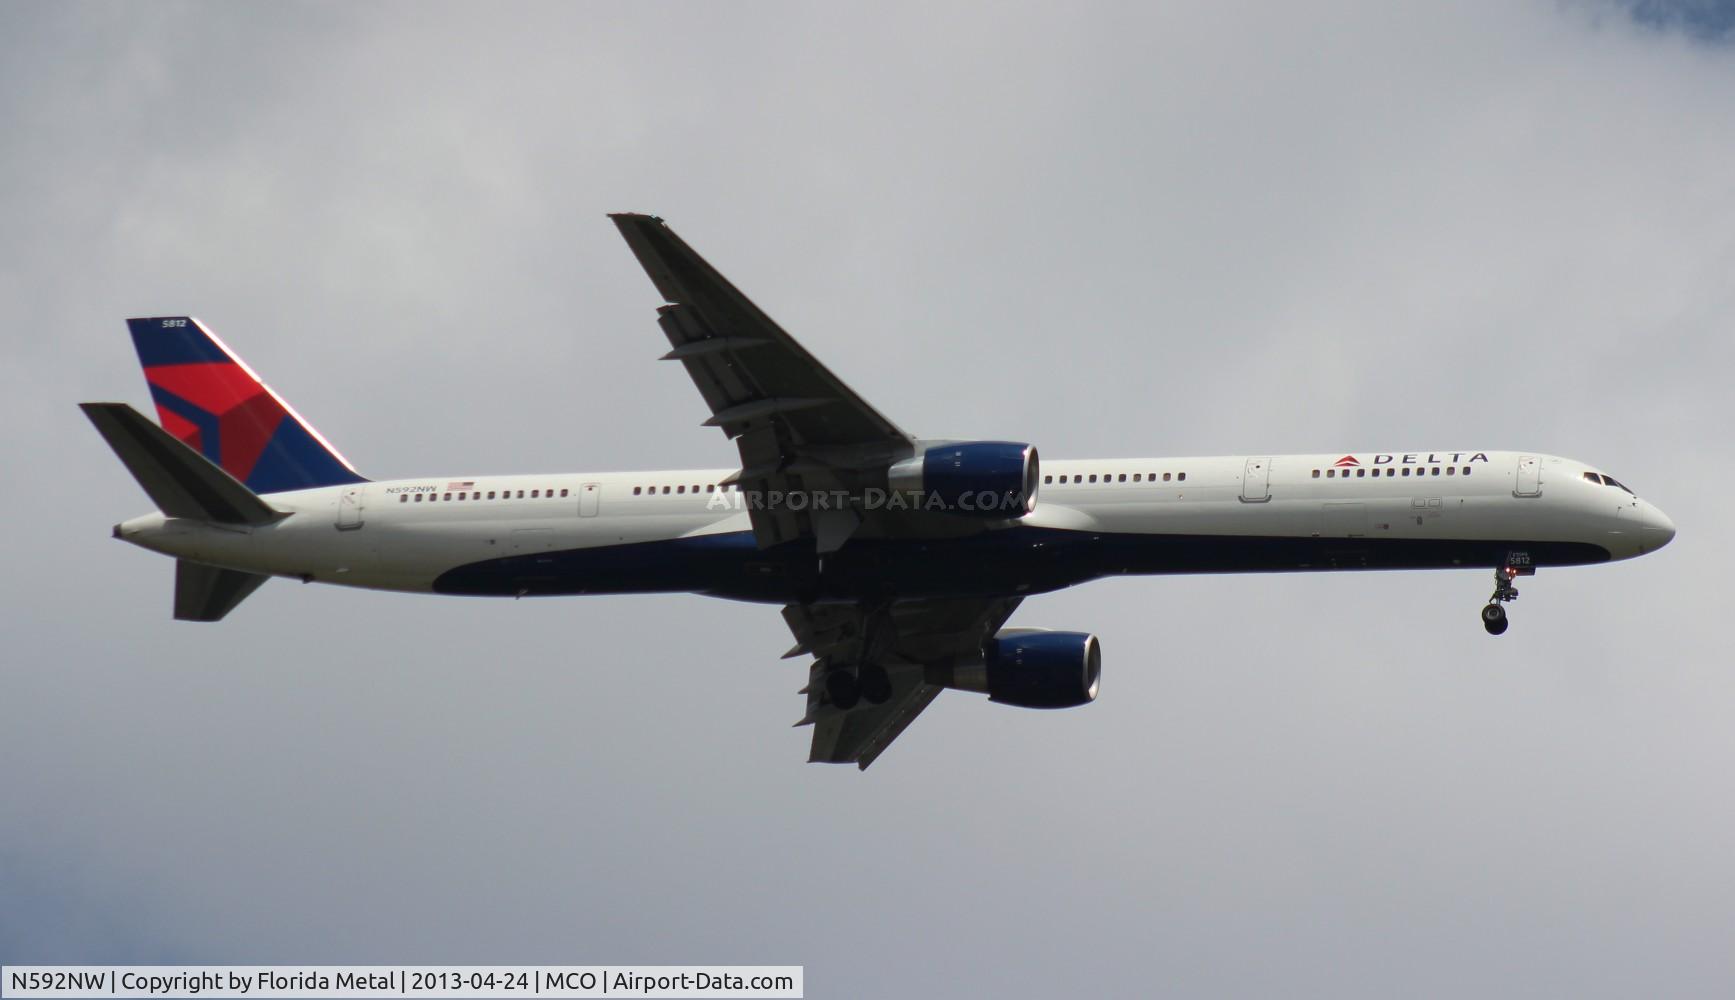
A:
[81,214,1678,768]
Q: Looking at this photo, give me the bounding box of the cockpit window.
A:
[1584,470,1636,495]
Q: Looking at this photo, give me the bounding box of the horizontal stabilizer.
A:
[175,559,268,622]
[80,402,284,526]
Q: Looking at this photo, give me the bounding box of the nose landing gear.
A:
[1482,565,1524,635]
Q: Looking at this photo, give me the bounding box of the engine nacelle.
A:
[928,628,1102,709]
[886,441,1039,519]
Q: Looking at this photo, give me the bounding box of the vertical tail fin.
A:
[128,316,366,494]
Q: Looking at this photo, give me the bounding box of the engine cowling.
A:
[928,628,1102,709]
[886,441,1039,518]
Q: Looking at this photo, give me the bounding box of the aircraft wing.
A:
[787,596,1022,769]
[610,213,917,551]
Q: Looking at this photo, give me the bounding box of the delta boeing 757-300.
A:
[82,214,1677,767]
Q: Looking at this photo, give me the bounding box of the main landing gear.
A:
[1481,565,1523,635]
[824,663,892,710]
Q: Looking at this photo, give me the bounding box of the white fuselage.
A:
[115,450,1675,605]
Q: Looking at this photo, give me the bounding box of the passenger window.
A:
[1178,473,1186,482]
[561,489,570,498]
[1133,474,1142,482]
[1089,475,1097,483]
[1118,474,1127,482]
[1357,468,1365,477]
[633,487,642,495]
[1446,466,1455,476]
[677,485,686,494]
[1401,468,1410,477]
[414,493,423,502]
[1431,467,1440,476]
[662,486,671,495]
[1044,475,1053,484]
[1312,470,1320,478]
[1462,467,1470,476]
[1163,473,1172,482]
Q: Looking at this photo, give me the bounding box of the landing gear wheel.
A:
[825,669,861,710]
[857,664,893,705]
[1479,565,1523,635]
[1481,603,1508,635]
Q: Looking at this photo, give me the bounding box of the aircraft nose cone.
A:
[1644,504,1676,549]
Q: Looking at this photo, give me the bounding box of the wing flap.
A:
[806,662,942,769]
[783,597,1022,769]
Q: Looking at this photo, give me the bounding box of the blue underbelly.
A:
[430,528,1613,603]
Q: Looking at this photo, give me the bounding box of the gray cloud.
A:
[4,2,1734,996]
[1614,0,1735,42]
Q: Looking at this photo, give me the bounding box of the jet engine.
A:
[928,628,1101,709]
[886,441,1039,518]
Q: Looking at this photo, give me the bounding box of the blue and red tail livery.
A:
[127,317,366,494]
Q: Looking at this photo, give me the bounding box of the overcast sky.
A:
[4,2,1734,996]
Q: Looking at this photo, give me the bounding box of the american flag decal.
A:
[447,481,475,490]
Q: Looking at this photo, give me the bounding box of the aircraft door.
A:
[578,482,601,517]
[336,485,365,530]
[1514,455,1542,497]
[1240,457,1271,502]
